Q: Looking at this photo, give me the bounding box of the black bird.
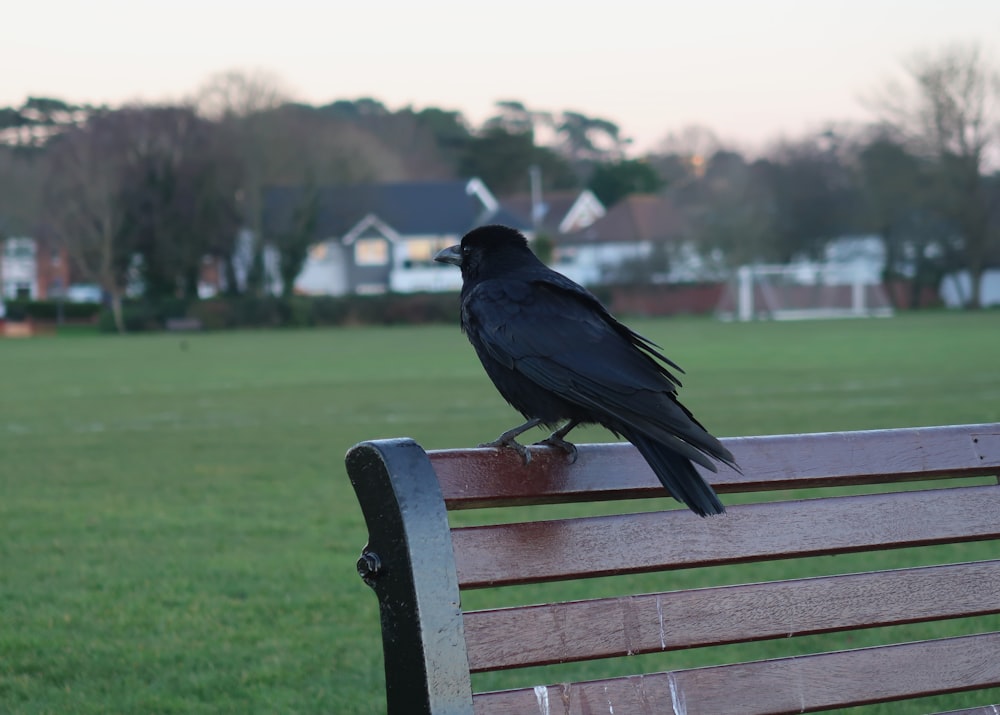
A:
[434,224,738,517]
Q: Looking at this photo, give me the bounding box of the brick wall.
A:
[610,283,726,316]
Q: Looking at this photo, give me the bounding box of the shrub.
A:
[309,296,351,326]
[3,301,27,321]
[97,304,160,333]
[3,300,102,322]
[92,292,461,332]
[186,299,235,330]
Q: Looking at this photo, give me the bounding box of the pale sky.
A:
[5,0,999,153]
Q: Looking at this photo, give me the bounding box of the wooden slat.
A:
[472,632,1000,715]
[432,423,1000,508]
[453,485,1000,588]
[464,560,1000,672]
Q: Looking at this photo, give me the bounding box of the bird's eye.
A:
[462,245,472,255]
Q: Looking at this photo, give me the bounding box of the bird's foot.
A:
[479,418,544,465]
[479,435,532,464]
[534,434,578,463]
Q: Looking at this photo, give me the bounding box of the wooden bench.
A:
[345,423,1000,714]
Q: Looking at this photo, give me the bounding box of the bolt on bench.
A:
[346,423,1000,714]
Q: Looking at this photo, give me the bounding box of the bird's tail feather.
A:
[627,430,726,517]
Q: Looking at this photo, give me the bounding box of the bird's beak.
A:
[434,244,462,266]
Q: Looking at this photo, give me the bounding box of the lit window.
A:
[404,238,452,268]
[355,238,388,266]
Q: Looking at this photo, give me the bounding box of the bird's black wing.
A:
[463,277,735,471]
[519,267,688,382]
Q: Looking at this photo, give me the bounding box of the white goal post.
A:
[716,264,894,322]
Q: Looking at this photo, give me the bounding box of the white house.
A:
[940,270,1000,307]
[553,194,688,286]
[261,178,531,296]
[1,237,38,299]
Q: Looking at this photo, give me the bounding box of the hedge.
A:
[96,293,460,332]
[3,300,102,322]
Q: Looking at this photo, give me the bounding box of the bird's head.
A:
[434,225,535,281]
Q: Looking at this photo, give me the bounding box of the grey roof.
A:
[262,179,531,240]
[561,193,686,246]
[500,190,588,234]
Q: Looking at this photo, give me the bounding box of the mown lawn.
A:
[1,311,998,714]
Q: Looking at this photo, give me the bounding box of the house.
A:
[262,178,530,295]
[0,236,71,300]
[552,194,697,286]
[940,270,1000,308]
[499,189,606,237]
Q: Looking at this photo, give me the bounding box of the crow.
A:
[434,224,738,517]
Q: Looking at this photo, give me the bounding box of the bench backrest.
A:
[346,423,1000,715]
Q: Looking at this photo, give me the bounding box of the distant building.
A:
[262,178,530,295]
[552,194,697,286]
[499,189,606,237]
[940,270,1000,308]
[0,236,71,300]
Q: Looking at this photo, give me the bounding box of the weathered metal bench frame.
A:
[346,424,1000,715]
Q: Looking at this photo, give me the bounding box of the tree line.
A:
[0,42,997,331]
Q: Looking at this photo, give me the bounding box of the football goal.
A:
[716,264,894,321]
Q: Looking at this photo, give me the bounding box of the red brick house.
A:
[0,236,71,300]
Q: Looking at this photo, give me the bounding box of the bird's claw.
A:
[479,437,532,464]
[535,435,578,463]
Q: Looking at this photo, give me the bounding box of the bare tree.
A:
[871,42,1000,307]
[43,112,133,332]
[654,124,724,174]
[114,106,242,301]
[760,132,861,262]
[192,68,291,121]
[679,150,778,268]
[42,105,243,328]
[321,101,457,179]
[0,147,45,238]
[190,70,293,294]
[251,104,407,186]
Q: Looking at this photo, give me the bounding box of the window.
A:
[355,238,388,266]
[403,238,452,268]
[3,238,36,259]
[310,243,328,261]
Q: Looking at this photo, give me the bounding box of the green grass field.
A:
[1,311,999,714]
